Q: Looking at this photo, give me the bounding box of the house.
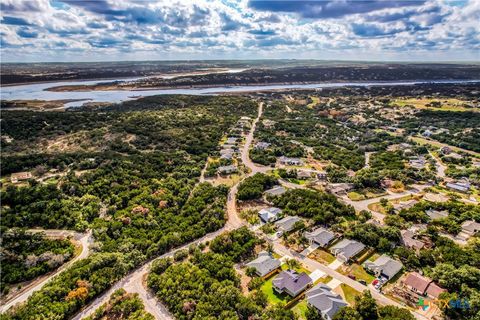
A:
[217,165,237,175]
[330,239,366,263]
[226,137,238,144]
[422,129,433,137]
[409,157,426,169]
[440,146,452,155]
[306,284,347,320]
[272,270,312,297]
[364,255,403,280]
[220,148,234,160]
[426,209,448,220]
[297,170,312,179]
[403,272,446,299]
[258,207,283,223]
[423,192,449,203]
[278,156,303,166]
[10,172,32,183]
[461,220,480,236]
[400,230,425,252]
[446,152,463,160]
[264,186,286,197]
[393,199,418,212]
[446,181,471,193]
[245,251,281,277]
[326,183,355,196]
[305,228,336,247]
[275,216,302,234]
[254,142,271,150]
[316,171,328,181]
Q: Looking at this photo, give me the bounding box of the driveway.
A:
[328,259,343,270]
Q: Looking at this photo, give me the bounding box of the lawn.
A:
[316,275,333,284]
[308,249,336,265]
[348,191,365,201]
[260,276,289,305]
[337,264,375,284]
[410,136,480,157]
[292,300,309,319]
[339,283,362,305]
[307,96,320,109]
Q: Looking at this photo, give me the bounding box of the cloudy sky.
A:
[1,0,479,62]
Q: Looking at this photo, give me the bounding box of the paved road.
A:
[428,150,446,178]
[1,229,93,313]
[267,236,427,320]
[240,102,269,175]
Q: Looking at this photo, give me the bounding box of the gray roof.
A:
[273,270,312,296]
[461,220,480,233]
[305,228,336,247]
[264,186,286,196]
[364,254,403,279]
[330,239,366,261]
[217,165,237,173]
[446,182,471,193]
[259,207,282,222]
[306,284,347,320]
[426,209,448,220]
[275,216,302,233]
[246,251,281,277]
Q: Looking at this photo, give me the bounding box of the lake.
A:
[1,78,478,108]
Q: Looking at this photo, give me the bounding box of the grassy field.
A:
[308,249,336,265]
[348,190,388,201]
[391,98,477,112]
[339,283,362,305]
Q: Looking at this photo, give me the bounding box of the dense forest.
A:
[0,95,257,319]
[237,173,277,201]
[0,229,75,294]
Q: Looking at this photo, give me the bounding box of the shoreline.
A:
[44,79,480,93]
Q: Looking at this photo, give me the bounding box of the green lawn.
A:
[340,283,362,305]
[308,249,336,265]
[338,264,375,284]
[348,191,365,201]
[292,300,308,319]
[316,275,333,284]
[260,276,289,305]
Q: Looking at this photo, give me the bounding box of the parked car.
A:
[348,274,356,280]
[359,280,367,285]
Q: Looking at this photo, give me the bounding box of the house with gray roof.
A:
[446,181,471,193]
[275,216,302,234]
[278,156,303,166]
[254,142,271,150]
[217,165,237,175]
[258,207,283,223]
[226,137,238,144]
[245,251,281,277]
[272,270,312,297]
[364,255,403,280]
[306,284,347,320]
[264,186,286,197]
[461,220,480,236]
[426,209,448,220]
[330,239,366,263]
[305,228,336,248]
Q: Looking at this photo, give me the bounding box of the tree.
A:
[305,304,326,320]
[355,291,378,320]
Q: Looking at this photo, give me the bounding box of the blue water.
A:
[1,78,478,108]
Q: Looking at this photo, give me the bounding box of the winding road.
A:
[3,101,427,320]
[0,229,93,313]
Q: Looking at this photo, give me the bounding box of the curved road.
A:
[1,229,93,313]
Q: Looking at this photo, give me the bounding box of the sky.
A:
[0,0,479,62]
